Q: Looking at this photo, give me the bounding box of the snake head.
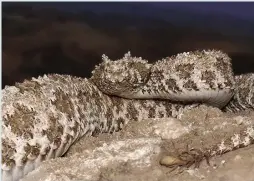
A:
[90,52,151,98]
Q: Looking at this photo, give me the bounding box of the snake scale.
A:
[2,50,254,181]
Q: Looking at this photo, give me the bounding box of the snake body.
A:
[2,50,254,181]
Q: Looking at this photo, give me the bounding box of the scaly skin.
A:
[2,50,254,181]
[225,73,254,112]
[91,50,235,108]
[2,74,197,181]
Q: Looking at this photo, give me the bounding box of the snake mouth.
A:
[119,88,234,109]
[169,89,234,108]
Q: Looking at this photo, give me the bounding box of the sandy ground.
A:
[22,105,254,181]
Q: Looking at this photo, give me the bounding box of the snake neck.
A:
[225,73,254,112]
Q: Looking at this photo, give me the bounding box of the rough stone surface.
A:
[2,50,254,181]
[21,106,254,181]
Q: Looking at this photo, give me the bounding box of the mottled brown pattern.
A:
[201,70,216,89]
[2,139,16,168]
[23,143,41,163]
[161,102,173,117]
[52,89,74,116]
[130,61,151,84]
[175,63,194,79]
[165,78,181,93]
[239,86,251,102]
[42,115,64,143]
[215,57,233,87]
[5,104,36,138]
[210,126,254,156]
[105,107,114,130]
[183,79,199,91]
[145,68,166,94]
[148,108,156,118]
[15,80,42,94]
[116,117,125,131]
[90,54,151,96]
[126,101,139,121]
[2,50,254,181]
[215,57,230,72]
[111,97,125,115]
[158,111,165,118]
[225,73,254,112]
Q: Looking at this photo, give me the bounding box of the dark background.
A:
[2,2,254,88]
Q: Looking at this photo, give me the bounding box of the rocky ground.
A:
[21,105,254,181]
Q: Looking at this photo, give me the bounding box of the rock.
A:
[21,106,254,181]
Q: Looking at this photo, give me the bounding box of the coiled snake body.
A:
[2,50,254,181]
